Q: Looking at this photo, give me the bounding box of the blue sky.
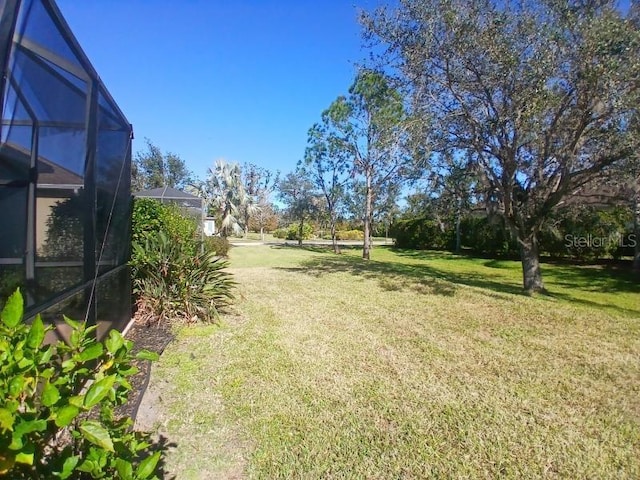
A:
[56,0,382,181]
[56,0,633,184]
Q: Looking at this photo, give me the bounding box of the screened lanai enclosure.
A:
[0,0,133,340]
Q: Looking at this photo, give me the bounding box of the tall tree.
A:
[278,171,318,246]
[132,138,193,190]
[323,70,408,260]
[364,0,640,292]
[191,159,248,238]
[429,152,478,253]
[628,0,640,271]
[633,166,640,271]
[346,177,402,240]
[611,115,640,271]
[248,201,279,238]
[241,163,279,238]
[301,122,351,253]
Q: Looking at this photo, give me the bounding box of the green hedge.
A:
[390,218,453,250]
[540,206,633,260]
[130,198,235,324]
[335,229,364,240]
[273,228,288,239]
[131,198,199,256]
[269,224,315,241]
[390,206,633,260]
[459,216,519,257]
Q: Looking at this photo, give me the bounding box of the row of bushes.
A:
[272,223,314,240]
[391,218,455,251]
[333,230,365,241]
[391,206,635,260]
[130,198,234,324]
[272,225,366,241]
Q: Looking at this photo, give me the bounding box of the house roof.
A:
[38,157,84,187]
[0,142,84,187]
[134,186,200,200]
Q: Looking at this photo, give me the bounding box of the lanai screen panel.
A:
[0,0,133,338]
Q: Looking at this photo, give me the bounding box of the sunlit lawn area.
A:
[147,245,640,479]
[228,233,392,244]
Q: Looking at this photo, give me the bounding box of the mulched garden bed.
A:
[116,318,175,421]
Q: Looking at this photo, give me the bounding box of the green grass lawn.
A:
[148,245,640,479]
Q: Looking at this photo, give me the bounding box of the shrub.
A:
[335,230,364,241]
[272,228,288,239]
[132,198,199,256]
[539,206,632,260]
[0,289,162,479]
[204,235,231,257]
[390,218,452,250]
[460,216,518,257]
[285,223,313,241]
[131,199,232,323]
[131,232,235,324]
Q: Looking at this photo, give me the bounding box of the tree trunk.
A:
[363,170,373,260]
[330,216,340,254]
[298,218,304,247]
[260,227,265,242]
[455,196,462,254]
[520,234,545,294]
[633,186,639,271]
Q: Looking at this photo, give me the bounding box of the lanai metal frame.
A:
[0,0,133,339]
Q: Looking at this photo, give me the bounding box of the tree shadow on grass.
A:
[276,248,524,299]
[393,249,640,316]
[275,245,640,316]
[270,243,361,255]
[543,263,639,292]
[154,435,178,480]
[536,264,640,316]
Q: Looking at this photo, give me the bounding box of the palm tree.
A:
[191,159,249,237]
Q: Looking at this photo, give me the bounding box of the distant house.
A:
[203,218,217,236]
[134,186,203,216]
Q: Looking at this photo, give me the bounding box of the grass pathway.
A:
[144,246,640,479]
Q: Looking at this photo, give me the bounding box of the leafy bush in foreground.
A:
[131,232,235,324]
[0,289,162,479]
